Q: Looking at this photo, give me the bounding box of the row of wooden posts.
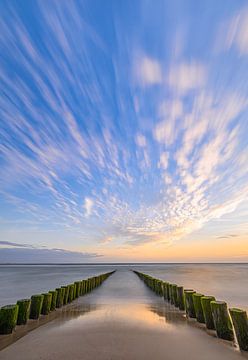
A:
[133,270,248,352]
[0,271,115,335]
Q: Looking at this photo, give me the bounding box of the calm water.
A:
[0,263,247,311]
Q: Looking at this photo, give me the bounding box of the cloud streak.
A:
[0,1,248,259]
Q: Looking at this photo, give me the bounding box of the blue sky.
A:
[0,0,248,262]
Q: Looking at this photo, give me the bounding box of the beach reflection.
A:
[56,303,175,331]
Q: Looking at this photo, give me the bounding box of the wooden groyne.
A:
[0,271,115,336]
[133,270,248,352]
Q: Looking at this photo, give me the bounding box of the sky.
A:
[0,0,248,263]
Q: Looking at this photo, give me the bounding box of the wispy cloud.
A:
[84,197,94,217]
[0,1,248,260]
[0,241,31,248]
[136,56,162,86]
[167,62,206,94]
[224,8,248,55]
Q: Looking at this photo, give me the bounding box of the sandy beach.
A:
[0,270,247,360]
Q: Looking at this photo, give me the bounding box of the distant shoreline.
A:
[0,262,247,265]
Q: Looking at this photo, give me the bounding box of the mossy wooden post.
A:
[80,281,84,296]
[92,277,96,289]
[172,285,179,307]
[184,290,196,318]
[41,293,52,315]
[154,280,158,295]
[170,284,175,304]
[193,293,205,323]
[87,279,90,293]
[229,308,248,351]
[62,286,69,305]
[81,280,86,295]
[160,281,164,296]
[49,290,57,311]
[69,284,74,302]
[201,296,216,330]
[85,280,89,294]
[166,283,171,302]
[30,295,44,320]
[56,288,64,308]
[159,281,163,296]
[16,299,30,325]
[177,286,185,311]
[211,301,234,341]
[0,305,19,334]
[74,281,81,298]
[74,282,78,298]
[60,287,65,304]
[152,279,156,293]
[154,279,158,294]
[80,281,84,295]
[163,282,168,301]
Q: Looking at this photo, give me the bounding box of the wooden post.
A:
[184,290,196,318]
[41,293,52,315]
[16,299,30,325]
[55,288,64,308]
[229,308,248,351]
[172,284,179,307]
[163,282,168,301]
[193,293,205,323]
[49,290,57,311]
[68,284,74,303]
[30,295,44,320]
[211,301,234,341]
[201,296,216,330]
[61,286,69,305]
[0,305,19,334]
[166,283,171,302]
[177,286,185,311]
[170,284,175,304]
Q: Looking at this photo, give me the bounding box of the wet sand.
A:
[0,270,247,360]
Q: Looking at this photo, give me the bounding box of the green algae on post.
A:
[16,299,30,325]
[74,281,81,298]
[49,290,57,311]
[41,293,52,315]
[55,288,64,308]
[184,290,196,318]
[177,286,185,311]
[156,280,163,296]
[81,280,86,295]
[0,305,19,334]
[169,284,175,304]
[211,301,234,341]
[172,284,179,307]
[29,295,44,320]
[193,293,205,323]
[166,283,171,302]
[60,287,65,304]
[201,296,216,330]
[229,308,248,351]
[68,284,74,303]
[163,282,168,300]
[61,286,69,305]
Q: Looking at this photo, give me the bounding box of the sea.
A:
[0,263,247,311]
